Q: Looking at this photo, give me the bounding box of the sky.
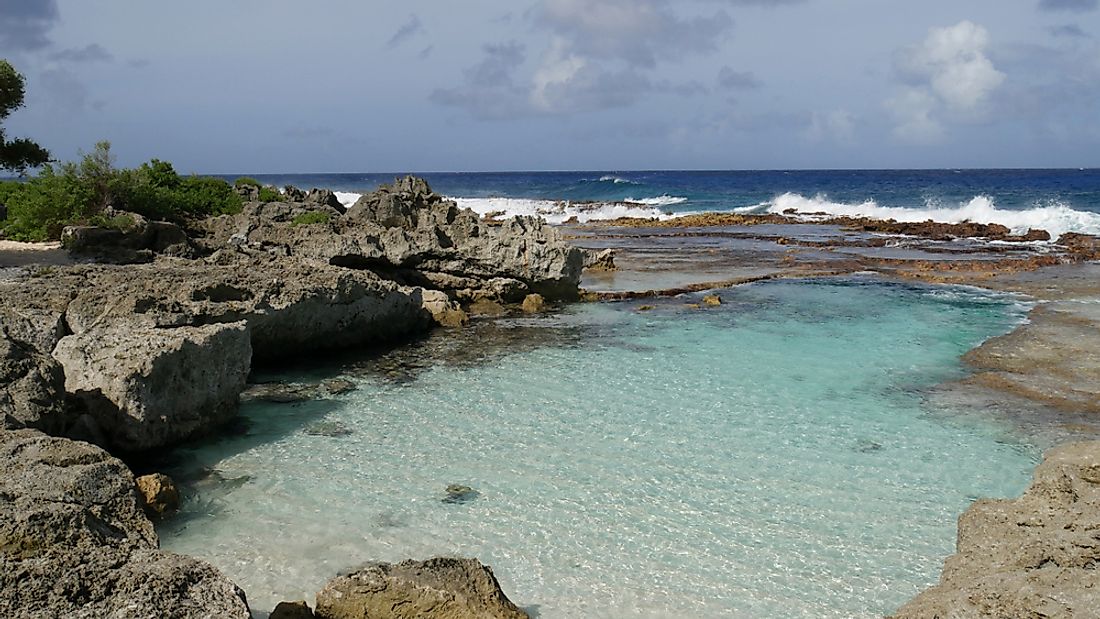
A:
[0,0,1098,172]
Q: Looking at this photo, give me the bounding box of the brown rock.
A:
[521,294,546,313]
[467,299,508,316]
[702,294,722,306]
[637,305,656,312]
[136,473,181,518]
[890,441,1100,618]
[271,600,316,619]
[315,557,527,619]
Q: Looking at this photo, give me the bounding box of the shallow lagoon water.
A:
[161,278,1042,617]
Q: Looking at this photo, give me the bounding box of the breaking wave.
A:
[735,193,1100,239]
[590,175,640,185]
[451,197,676,224]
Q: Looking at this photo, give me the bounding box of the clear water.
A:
[160,278,1041,617]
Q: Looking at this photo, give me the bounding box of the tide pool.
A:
[160,277,1040,617]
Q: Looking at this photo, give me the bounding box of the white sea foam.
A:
[736,193,1100,239]
[451,196,674,224]
[334,192,362,208]
[624,195,688,207]
[595,175,640,185]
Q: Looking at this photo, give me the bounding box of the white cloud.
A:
[805,109,856,143]
[886,88,943,144]
[888,21,1004,143]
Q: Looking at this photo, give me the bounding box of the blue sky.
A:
[1,0,1098,172]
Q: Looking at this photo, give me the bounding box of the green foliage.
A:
[290,211,331,226]
[0,60,49,174]
[234,177,261,189]
[257,186,281,202]
[88,213,137,231]
[0,141,242,241]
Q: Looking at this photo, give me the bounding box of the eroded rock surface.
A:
[0,428,250,618]
[891,441,1100,618]
[315,557,527,619]
[203,176,586,302]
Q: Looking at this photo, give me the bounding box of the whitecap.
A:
[753,193,1100,239]
[450,197,673,224]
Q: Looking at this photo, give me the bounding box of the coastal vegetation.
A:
[0,142,244,242]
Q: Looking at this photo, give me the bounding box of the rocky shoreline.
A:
[3,178,1100,617]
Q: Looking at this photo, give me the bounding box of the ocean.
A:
[158,170,1100,616]
[229,169,1100,237]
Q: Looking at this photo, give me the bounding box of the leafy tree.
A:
[0,60,49,174]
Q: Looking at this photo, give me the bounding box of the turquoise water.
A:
[160,278,1040,617]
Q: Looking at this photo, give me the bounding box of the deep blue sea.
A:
[231,169,1100,237]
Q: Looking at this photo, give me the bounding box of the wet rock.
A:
[136,473,181,518]
[702,294,722,307]
[0,428,250,618]
[315,557,527,619]
[637,305,656,312]
[1058,232,1100,261]
[521,293,546,313]
[443,484,479,505]
[52,321,252,452]
[467,299,508,316]
[584,248,616,272]
[891,441,1100,619]
[271,600,316,619]
[421,289,469,328]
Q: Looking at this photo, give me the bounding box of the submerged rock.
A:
[304,420,353,438]
[322,378,356,395]
[443,484,480,505]
[890,441,1100,618]
[702,294,722,307]
[136,472,181,518]
[0,428,249,618]
[314,557,527,619]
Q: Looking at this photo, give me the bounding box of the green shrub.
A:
[0,142,242,241]
[88,213,137,231]
[257,186,281,202]
[233,177,261,189]
[290,211,331,226]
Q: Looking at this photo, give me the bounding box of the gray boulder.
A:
[315,557,527,619]
[0,331,68,434]
[52,321,251,452]
[891,441,1100,618]
[0,428,250,618]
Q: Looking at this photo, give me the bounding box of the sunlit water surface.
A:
[160,278,1042,617]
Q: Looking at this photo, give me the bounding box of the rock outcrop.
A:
[53,321,251,452]
[203,176,587,302]
[62,210,196,263]
[1,257,443,450]
[0,428,250,618]
[891,441,1100,618]
[315,557,528,619]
